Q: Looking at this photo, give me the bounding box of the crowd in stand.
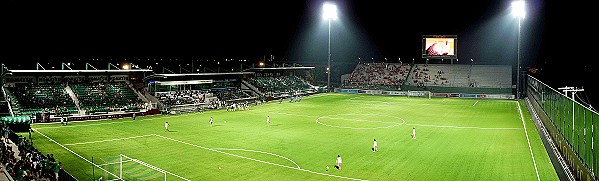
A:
[248,76,313,97]
[73,82,143,113]
[212,89,252,101]
[5,84,77,116]
[157,90,208,106]
[1,126,62,181]
[343,63,409,90]
[411,65,449,88]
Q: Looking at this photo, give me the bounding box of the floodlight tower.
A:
[323,2,337,91]
[512,0,525,99]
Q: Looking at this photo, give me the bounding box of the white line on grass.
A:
[63,134,155,146]
[472,100,479,107]
[34,111,208,130]
[255,111,320,118]
[32,128,123,180]
[405,123,522,130]
[153,134,367,181]
[211,148,301,169]
[516,101,540,181]
[345,99,473,107]
[33,130,190,181]
[315,114,406,130]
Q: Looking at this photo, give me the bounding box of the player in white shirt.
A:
[165,122,169,132]
[412,127,416,139]
[373,139,378,152]
[336,155,342,170]
[267,115,270,126]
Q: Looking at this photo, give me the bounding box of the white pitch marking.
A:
[212,148,300,169]
[63,134,155,146]
[472,100,479,107]
[516,101,540,181]
[315,114,406,130]
[34,111,209,130]
[154,134,367,181]
[405,123,521,130]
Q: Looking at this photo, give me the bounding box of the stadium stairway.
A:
[0,86,15,117]
[143,91,164,110]
[64,85,82,114]
[127,82,151,104]
[0,87,13,117]
[241,79,262,96]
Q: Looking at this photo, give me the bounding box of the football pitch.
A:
[26,93,559,180]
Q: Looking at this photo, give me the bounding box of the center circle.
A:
[315,113,406,129]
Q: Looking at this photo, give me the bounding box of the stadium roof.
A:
[246,67,315,71]
[7,69,153,73]
[152,72,255,77]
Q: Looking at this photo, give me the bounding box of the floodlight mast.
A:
[323,2,337,91]
[512,0,525,99]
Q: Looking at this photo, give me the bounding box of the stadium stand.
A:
[4,83,78,116]
[469,65,512,88]
[156,90,208,106]
[343,63,409,90]
[71,82,143,114]
[212,89,252,101]
[248,76,314,97]
[406,64,511,89]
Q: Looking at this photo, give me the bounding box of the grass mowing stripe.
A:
[63,134,155,146]
[517,101,541,181]
[154,134,368,181]
[32,128,123,180]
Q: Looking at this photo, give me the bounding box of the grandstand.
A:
[5,83,77,116]
[342,63,512,95]
[343,63,409,90]
[71,82,143,114]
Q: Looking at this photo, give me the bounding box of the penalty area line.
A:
[154,134,368,181]
[63,134,155,146]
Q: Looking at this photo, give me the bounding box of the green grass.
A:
[26,93,559,180]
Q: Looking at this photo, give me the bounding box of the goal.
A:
[406,91,431,99]
[119,154,167,181]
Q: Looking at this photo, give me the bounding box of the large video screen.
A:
[422,35,457,59]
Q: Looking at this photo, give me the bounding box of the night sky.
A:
[1,0,596,107]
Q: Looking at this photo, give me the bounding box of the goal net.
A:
[118,154,167,181]
[406,91,431,99]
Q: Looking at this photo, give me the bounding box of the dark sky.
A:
[1,0,596,107]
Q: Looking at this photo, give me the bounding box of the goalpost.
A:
[406,90,432,99]
[119,154,167,181]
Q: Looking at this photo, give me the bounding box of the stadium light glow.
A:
[511,1,526,19]
[322,2,337,21]
[122,64,130,70]
[323,2,337,90]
